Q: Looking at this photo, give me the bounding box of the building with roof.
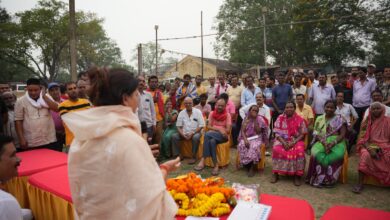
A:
[162,55,248,80]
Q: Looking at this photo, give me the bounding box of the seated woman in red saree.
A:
[271,101,307,186]
[353,102,390,193]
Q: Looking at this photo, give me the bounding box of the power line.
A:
[158,33,216,41]
[157,14,362,41]
[161,48,194,57]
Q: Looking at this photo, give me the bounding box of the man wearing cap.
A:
[48,82,66,149]
[367,64,376,83]
[59,82,91,150]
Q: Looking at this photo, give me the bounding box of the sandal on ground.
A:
[323,183,335,188]
[352,184,364,194]
[270,174,279,183]
[248,164,256,177]
[211,167,219,176]
[187,158,197,165]
[194,165,205,171]
[294,177,302,186]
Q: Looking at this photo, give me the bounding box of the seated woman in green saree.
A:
[160,100,179,159]
[306,100,347,187]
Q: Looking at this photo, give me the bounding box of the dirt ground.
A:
[168,148,390,219]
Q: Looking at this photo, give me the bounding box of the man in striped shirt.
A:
[59,82,91,148]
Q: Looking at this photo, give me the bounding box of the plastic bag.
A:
[232,183,260,203]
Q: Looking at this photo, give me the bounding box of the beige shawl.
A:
[62,105,177,220]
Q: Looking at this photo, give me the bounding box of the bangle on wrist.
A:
[159,164,169,173]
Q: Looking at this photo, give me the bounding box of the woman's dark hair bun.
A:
[87,66,138,106]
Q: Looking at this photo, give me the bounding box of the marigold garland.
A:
[167,173,234,217]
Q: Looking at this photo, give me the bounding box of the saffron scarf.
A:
[147,89,165,117]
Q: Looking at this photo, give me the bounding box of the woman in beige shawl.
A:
[62,68,180,220]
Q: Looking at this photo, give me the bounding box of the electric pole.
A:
[201,11,204,79]
[69,0,77,81]
[137,44,143,75]
[155,25,159,75]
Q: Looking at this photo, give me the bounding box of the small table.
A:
[27,165,74,220]
[321,205,390,220]
[4,149,68,208]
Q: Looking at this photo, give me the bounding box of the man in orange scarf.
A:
[147,75,165,145]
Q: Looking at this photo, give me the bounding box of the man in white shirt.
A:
[0,135,32,220]
[335,92,359,153]
[137,75,156,143]
[292,74,307,101]
[367,64,376,83]
[172,97,205,164]
[14,78,60,152]
[336,92,359,128]
[239,93,271,130]
[206,76,217,109]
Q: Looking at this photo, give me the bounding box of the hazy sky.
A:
[2,0,224,66]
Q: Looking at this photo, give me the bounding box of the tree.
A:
[215,0,299,65]
[369,0,390,68]
[0,0,131,82]
[131,42,177,75]
[291,0,368,67]
[0,6,36,81]
[214,0,388,67]
[66,11,127,72]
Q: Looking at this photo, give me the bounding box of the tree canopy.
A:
[214,0,390,68]
[0,0,132,82]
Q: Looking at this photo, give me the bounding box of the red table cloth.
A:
[28,165,72,202]
[321,205,390,220]
[27,165,74,220]
[17,149,68,176]
[176,193,315,220]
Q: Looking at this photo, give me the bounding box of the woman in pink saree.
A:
[271,101,307,186]
[353,102,390,193]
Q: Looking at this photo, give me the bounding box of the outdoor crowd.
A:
[137,64,389,192]
[0,64,390,219]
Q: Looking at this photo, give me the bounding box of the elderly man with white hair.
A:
[172,97,205,164]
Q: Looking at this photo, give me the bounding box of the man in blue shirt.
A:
[272,72,293,118]
[241,75,261,106]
